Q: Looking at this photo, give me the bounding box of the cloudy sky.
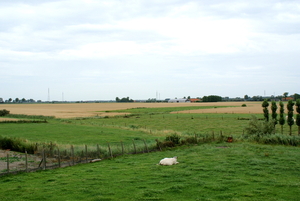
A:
[1,0,299,101]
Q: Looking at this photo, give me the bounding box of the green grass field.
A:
[1,143,299,201]
[0,105,300,200]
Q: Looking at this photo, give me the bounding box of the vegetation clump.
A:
[244,115,275,138]
[0,109,10,116]
[0,136,36,154]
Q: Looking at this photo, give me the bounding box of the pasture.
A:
[0,102,300,200]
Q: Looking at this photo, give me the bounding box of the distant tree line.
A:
[0,97,39,103]
[115,97,134,102]
[202,95,222,102]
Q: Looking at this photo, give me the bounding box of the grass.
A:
[0,143,299,200]
[0,105,300,200]
[102,105,232,114]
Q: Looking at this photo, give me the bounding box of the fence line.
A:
[0,133,234,176]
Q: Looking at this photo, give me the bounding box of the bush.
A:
[0,109,10,116]
[242,104,247,107]
[244,115,275,137]
[0,136,36,154]
[247,134,300,146]
[165,134,181,145]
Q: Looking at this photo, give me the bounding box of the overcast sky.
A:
[1,0,299,101]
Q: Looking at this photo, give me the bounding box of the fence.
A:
[0,139,158,176]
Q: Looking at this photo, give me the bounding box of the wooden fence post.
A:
[7,154,9,173]
[107,143,113,158]
[25,151,28,172]
[58,148,61,168]
[143,139,149,153]
[71,145,75,166]
[132,140,137,154]
[50,141,53,157]
[155,139,162,151]
[97,144,100,158]
[85,145,88,162]
[120,141,124,155]
[43,149,46,170]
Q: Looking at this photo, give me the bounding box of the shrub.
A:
[181,136,198,145]
[242,104,247,107]
[0,136,36,154]
[244,115,275,137]
[251,134,300,146]
[0,109,10,116]
[165,134,181,145]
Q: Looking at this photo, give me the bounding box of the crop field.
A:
[0,102,300,200]
[0,101,262,118]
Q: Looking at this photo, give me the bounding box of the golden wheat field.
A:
[0,102,263,118]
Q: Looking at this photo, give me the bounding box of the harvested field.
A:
[0,102,262,118]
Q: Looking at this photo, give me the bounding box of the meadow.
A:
[0,102,300,200]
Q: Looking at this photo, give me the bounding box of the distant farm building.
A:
[189,98,201,102]
[168,99,190,103]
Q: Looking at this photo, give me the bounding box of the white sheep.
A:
[158,156,179,166]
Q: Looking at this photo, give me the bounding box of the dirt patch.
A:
[0,150,44,173]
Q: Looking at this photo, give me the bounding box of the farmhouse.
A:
[168,99,190,103]
[189,98,201,102]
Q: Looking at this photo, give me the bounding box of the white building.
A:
[168,98,190,103]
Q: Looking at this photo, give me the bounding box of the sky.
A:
[0,0,299,101]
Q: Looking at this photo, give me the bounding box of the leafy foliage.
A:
[0,109,10,116]
[244,115,275,137]
[0,136,36,154]
[262,99,269,121]
[287,100,295,135]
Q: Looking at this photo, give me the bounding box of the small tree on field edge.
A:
[271,101,278,133]
[262,99,269,122]
[287,100,295,135]
[295,99,300,135]
[279,101,285,134]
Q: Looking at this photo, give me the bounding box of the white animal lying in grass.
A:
[158,156,179,166]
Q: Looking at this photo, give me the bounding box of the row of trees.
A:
[262,99,300,135]
[115,97,134,103]
[202,95,222,102]
[1,98,37,103]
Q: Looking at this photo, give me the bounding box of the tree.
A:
[294,93,300,101]
[244,95,249,100]
[287,100,295,135]
[295,99,300,135]
[262,99,269,121]
[271,101,278,132]
[8,98,12,102]
[278,101,285,134]
[202,95,222,102]
[283,92,289,101]
[116,97,134,102]
[15,98,19,103]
